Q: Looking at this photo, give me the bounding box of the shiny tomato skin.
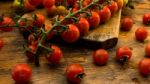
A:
[135,27,148,41]
[139,58,150,76]
[61,24,80,43]
[43,0,55,8]
[108,1,118,16]
[28,0,42,6]
[66,64,84,84]
[33,13,45,27]
[76,18,89,36]
[143,13,150,25]
[121,17,133,31]
[93,49,109,65]
[12,64,32,83]
[0,16,14,32]
[88,11,100,28]
[0,38,4,50]
[99,6,111,24]
[46,45,63,64]
[145,44,150,57]
[116,46,132,62]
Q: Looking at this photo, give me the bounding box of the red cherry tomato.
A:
[67,0,77,6]
[26,40,37,61]
[33,13,45,27]
[76,17,89,36]
[24,0,36,12]
[46,45,63,64]
[61,24,80,43]
[98,6,111,24]
[145,44,150,57]
[121,17,133,31]
[135,27,148,42]
[117,0,124,9]
[0,16,14,32]
[66,64,85,84]
[93,49,109,65]
[0,38,4,50]
[88,11,100,28]
[43,0,55,8]
[46,5,57,16]
[139,58,150,76]
[143,13,150,25]
[108,1,118,16]
[12,64,32,83]
[116,46,132,64]
[28,0,42,6]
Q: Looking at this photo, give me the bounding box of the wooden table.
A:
[0,0,150,84]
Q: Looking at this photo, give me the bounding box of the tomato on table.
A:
[135,27,148,42]
[12,64,32,83]
[65,64,85,84]
[93,49,109,66]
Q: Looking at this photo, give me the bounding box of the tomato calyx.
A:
[75,73,86,80]
[147,20,150,25]
[119,55,129,65]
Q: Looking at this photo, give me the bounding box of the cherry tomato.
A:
[116,46,132,64]
[25,41,38,62]
[76,17,89,36]
[145,44,150,57]
[88,11,100,28]
[117,0,124,9]
[28,0,42,6]
[66,64,85,84]
[121,17,133,31]
[108,1,118,16]
[12,64,32,83]
[93,49,109,65]
[135,27,148,42]
[61,24,80,43]
[43,0,55,8]
[0,38,4,50]
[139,58,150,76]
[0,16,14,32]
[67,0,77,7]
[143,13,150,25]
[98,6,111,24]
[24,0,36,12]
[46,45,63,64]
[33,13,45,27]
[46,5,57,16]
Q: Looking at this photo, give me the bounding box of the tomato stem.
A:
[120,55,129,65]
[76,73,86,80]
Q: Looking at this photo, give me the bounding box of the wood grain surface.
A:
[0,0,150,84]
